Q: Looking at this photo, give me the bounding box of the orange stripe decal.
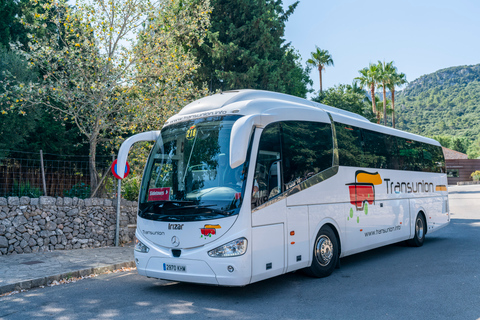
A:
[436,185,447,191]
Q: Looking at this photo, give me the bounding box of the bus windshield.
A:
[138,115,246,222]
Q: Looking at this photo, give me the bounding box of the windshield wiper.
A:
[167,204,215,210]
[166,204,233,216]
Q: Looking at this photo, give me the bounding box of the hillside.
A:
[395,64,480,145]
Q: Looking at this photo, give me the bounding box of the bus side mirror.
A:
[230,114,274,169]
[116,130,161,178]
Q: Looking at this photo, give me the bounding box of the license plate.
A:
[163,263,186,272]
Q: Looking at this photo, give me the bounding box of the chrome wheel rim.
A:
[315,235,333,267]
[416,217,424,239]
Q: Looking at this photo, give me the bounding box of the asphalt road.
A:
[1,185,479,320]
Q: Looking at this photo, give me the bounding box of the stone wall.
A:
[0,196,137,256]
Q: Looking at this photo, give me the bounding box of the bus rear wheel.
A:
[407,213,426,247]
[304,225,338,278]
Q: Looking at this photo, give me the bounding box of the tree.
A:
[376,61,395,126]
[374,94,392,124]
[355,63,379,122]
[386,70,407,128]
[0,0,18,49]
[307,46,334,93]
[1,0,210,194]
[0,0,55,51]
[194,0,311,98]
[312,84,375,121]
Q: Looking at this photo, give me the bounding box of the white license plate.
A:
[163,263,186,272]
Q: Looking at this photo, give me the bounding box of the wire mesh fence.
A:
[0,150,115,198]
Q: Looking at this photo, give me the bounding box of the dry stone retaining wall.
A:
[0,196,137,255]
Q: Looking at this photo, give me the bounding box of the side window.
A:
[252,121,334,209]
[281,121,333,191]
[398,138,423,171]
[363,129,388,169]
[431,145,446,173]
[335,122,365,167]
[362,130,399,169]
[421,143,445,173]
[252,123,282,209]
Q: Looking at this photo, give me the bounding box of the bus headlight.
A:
[208,237,247,257]
[135,238,150,253]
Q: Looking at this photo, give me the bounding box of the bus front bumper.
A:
[135,250,251,286]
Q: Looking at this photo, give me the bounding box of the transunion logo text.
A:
[383,179,434,194]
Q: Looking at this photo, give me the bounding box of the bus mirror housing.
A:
[116,131,160,179]
[230,114,274,169]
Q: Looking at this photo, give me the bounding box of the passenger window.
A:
[281,121,333,191]
[252,123,282,209]
[363,129,388,169]
[335,123,365,167]
[431,145,446,173]
[252,121,334,209]
[398,138,422,171]
[362,129,398,169]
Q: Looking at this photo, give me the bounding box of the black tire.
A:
[304,225,338,278]
[407,213,426,247]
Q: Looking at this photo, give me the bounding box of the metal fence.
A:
[0,150,114,198]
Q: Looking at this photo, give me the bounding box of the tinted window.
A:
[335,122,444,173]
[252,123,282,208]
[335,123,364,167]
[252,121,333,208]
[282,121,333,191]
[398,138,422,171]
[427,144,446,173]
[362,129,399,169]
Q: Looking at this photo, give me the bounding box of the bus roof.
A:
[165,89,440,146]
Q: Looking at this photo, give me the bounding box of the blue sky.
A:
[282,0,480,95]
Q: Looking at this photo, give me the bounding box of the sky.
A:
[282,0,480,96]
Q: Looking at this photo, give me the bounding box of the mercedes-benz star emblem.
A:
[171,236,180,247]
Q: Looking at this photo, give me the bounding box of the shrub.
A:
[64,182,91,199]
[9,180,43,197]
[121,175,140,201]
[471,171,480,182]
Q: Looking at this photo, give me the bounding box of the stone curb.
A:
[0,260,135,295]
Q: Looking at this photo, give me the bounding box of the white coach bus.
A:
[116,89,449,286]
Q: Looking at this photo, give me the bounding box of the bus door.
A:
[250,130,286,282]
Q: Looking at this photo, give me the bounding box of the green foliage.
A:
[194,0,311,97]
[0,0,20,49]
[396,64,480,158]
[467,137,480,159]
[312,84,375,121]
[121,175,141,201]
[0,46,88,157]
[431,135,469,154]
[471,171,480,181]
[0,0,47,50]
[2,0,210,194]
[9,180,43,197]
[64,182,91,199]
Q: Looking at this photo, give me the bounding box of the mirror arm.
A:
[116,131,160,178]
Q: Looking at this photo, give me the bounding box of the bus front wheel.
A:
[407,213,426,247]
[304,225,338,278]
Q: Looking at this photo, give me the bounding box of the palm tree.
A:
[374,95,392,122]
[386,71,407,128]
[355,63,379,122]
[307,46,334,93]
[376,61,395,126]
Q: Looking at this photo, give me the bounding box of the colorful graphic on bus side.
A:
[346,170,382,211]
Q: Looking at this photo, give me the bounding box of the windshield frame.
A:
[138,115,251,222]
